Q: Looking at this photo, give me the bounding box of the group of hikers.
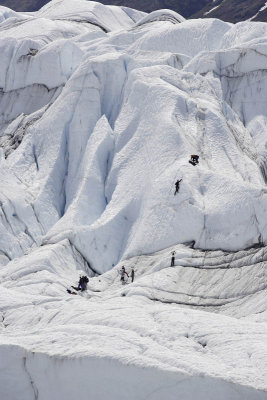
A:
[67,155,200,295]
[67,250,180,295]
[67,266,135,294]
[175,155,199,195]
[120,265,135,284]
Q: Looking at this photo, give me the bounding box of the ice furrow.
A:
[23,356,39,400]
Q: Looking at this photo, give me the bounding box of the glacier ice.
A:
[0,1,267,399]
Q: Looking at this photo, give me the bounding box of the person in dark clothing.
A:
[171,251,175,267]
[71,276,89,292]
[78,276,89,291]
[191,155,199,163]
[174,179,182,195]
[131,267,135,283]
[189,155,199,166]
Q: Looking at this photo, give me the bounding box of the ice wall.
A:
[1,2,267,272]
[0,346,266,400]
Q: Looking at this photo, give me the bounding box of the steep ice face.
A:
[0,0,267,269]
[185,36,267,183]
[0,1,267,398]
[37,59,267,271]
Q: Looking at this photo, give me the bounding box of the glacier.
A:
[0,0,267,399]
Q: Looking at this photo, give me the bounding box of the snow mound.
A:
[0,6,22,23]
[135,9,185,27]
[37,0,145,32]
[0,1,267,398]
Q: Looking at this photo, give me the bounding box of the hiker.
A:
[78,275,89,291]
[174,179,182,195]
[189,154,199,166]
[131,267,135,283]
[171,251,176,267]
[71,275,89,292]
[120,266,129,284]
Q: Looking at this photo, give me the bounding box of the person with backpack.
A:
[189,155,199,166]
[71,276,89,292]
[174,179,182,195]
[78,276,89,291]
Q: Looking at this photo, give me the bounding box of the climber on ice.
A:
[120,266,129,284]
[131,267,135,283]
[174,179,182,195]
[189,155,199,166]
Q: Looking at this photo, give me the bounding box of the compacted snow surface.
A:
[0,1,267,398]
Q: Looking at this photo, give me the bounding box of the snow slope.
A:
[0,242,267,399]
[0,1,267,398]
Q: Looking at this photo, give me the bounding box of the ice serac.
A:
[0,1,267,399]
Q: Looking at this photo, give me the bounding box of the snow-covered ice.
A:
[0,0,267,398]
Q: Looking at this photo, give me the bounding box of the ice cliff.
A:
[0,1,266,399]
